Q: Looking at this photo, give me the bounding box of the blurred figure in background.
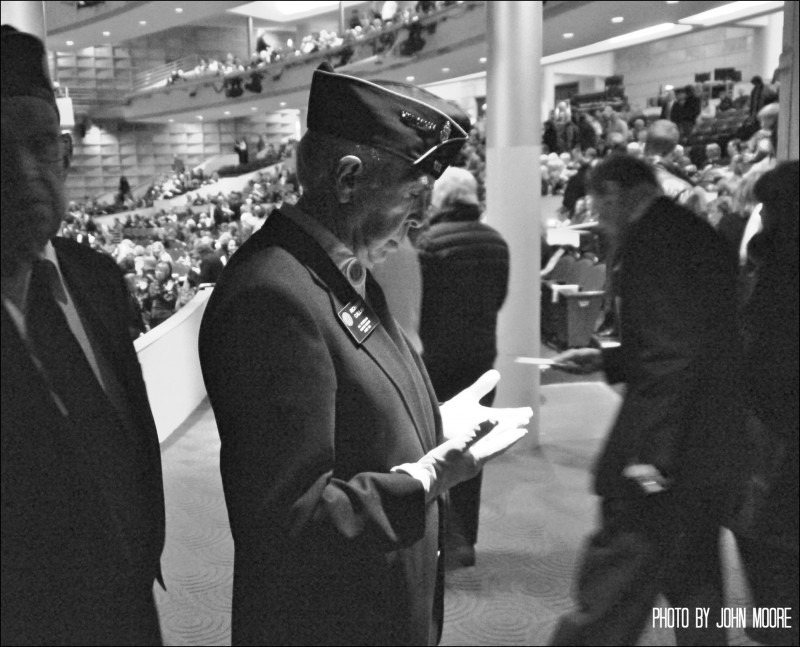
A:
[734,161,799,647]
[416,166,510,568]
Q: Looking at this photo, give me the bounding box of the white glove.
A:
[399,370,532,502]
[439,370,533,441]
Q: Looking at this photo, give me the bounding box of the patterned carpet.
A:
[155,383,759,646]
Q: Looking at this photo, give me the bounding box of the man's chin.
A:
[367,241,399,266]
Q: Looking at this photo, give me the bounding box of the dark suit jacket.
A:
[594,197,746,507]
[199,207,443,646]
[1,238,165,645]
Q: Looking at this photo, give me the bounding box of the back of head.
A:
[644,119,680,158]
[431,166,479,210]
[754,160,800,242]
[587,153,659,196]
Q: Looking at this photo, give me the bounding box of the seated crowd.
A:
[157,1,462,92]
[59,163,301,335]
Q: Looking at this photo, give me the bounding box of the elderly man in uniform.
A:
[199,63,532,645]
[1,25,165,645]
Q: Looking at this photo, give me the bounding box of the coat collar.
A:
[256,208,439,452]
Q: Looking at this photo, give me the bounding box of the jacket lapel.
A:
[260,210,438,453]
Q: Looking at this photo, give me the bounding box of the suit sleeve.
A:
[201,282,427,554]
[613,219,731,480]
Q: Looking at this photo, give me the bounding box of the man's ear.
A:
[335,155,362,204]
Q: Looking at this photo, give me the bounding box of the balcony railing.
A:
[126,1,484,101]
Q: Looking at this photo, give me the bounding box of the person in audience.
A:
[198,63,531,646]
[644,119,707,215]
[145,259,178,329]
[1,25,165,645]
[744,102,779,170]
[416,166,510,569]
[194,240,224,285]
[734,161,799,647]
[549,153,746,647]
[748,75,778,120]
[235,137,249,166]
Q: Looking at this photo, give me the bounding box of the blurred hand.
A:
[551,348,603,374]
[622,463,670,494]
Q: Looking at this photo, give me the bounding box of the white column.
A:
[777,0,799,161]
[486,2,542,443]
[0,1,46,38]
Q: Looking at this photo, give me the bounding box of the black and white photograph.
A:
[2,1,797,645]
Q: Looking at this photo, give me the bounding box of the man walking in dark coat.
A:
[417,166,510,567]
[549,154,746,646]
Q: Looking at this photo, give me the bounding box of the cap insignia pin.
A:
[440,121,451,142]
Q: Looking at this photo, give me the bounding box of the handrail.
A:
[132,53,201,93]
[126,1,484,100]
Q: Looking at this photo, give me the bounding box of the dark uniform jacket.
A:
[1,238,165,645]
[199,207,444,646]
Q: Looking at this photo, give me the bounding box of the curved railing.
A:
[134,286,212,443]
[112,1,485,122]
[128,2,483,100]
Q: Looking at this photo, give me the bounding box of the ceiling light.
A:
[168,118,174,123]
[66,40,74,46]
[479,57,487,63]
[197,115,203,120]
[251,106,258,111]
[406,76,415,81]
[563,32,574,38]
[611,16,624,23]
[139,20,147,25]
[224,110,231,115]
[103,31,110,36]
[280,102,286,106]
[679,1,784,27]
[175,7,184,13]
[666,1,679,4]
[441,67,450,72]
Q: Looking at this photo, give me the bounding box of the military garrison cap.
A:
[307,62,470,179]
[0,25,58,117]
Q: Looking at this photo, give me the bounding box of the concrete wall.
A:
[615,22,782,113]
[66,112,298,203]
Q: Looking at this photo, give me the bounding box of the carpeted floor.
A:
[154,383,759,646]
